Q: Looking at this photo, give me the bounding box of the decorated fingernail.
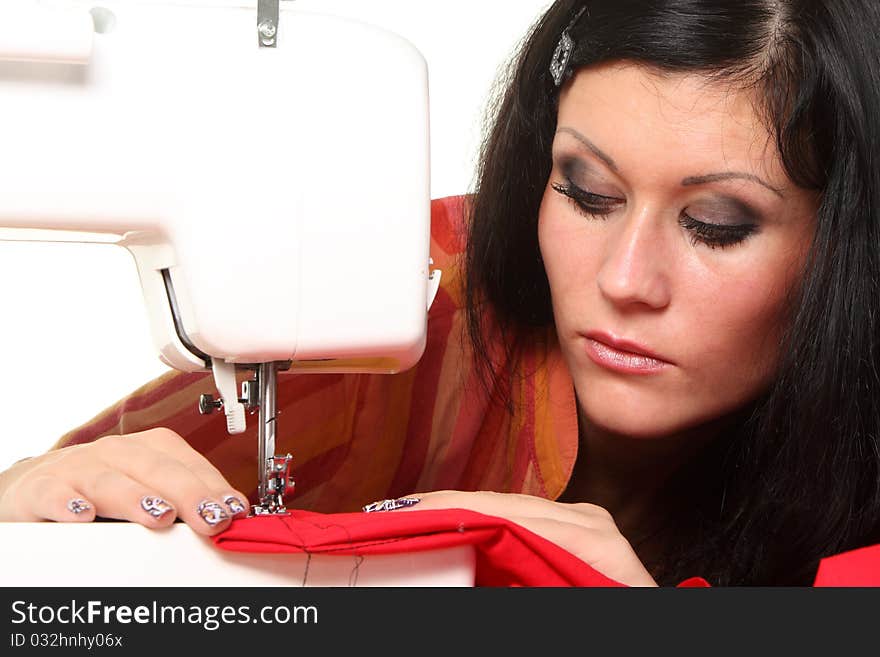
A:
[141,496,174,519]
[67,498,91,514]
[223,495,246,515]
[197,500,229,526]
[362,497,421,512]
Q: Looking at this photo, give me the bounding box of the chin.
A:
[585,410,685,439]
[577,390,705,439]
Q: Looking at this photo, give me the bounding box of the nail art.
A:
[67,498,91,514]
[223,495,246,515]
[141,496,174,519]
[362,497,421,512]
[197,500,229,526]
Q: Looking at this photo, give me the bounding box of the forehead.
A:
[556,62,783,181]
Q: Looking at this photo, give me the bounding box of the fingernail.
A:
[141,496,174,519]
[197,500,229,526]
[67,498,91,514]
[362,497,421,512]
[223,495,247,516]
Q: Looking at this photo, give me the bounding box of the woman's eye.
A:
[677,214,758,250]
[551,181,621,216]
[551,180,758,249]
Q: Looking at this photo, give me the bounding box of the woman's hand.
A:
[389,490,657,587]
[0,428,249,535]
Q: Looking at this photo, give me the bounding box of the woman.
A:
[2,0,879,586]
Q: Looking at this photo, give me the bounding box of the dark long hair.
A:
[464,0,880,585]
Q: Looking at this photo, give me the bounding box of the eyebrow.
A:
[681,172,784,198]
[556,127,785,198]
[557,127,619,172]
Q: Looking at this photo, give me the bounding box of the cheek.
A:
[538,195,595,307]
[691,218,813,385]
[538,194,565,271]
[692,266,797,391]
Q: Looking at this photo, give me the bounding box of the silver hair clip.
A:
[550,6,588,88]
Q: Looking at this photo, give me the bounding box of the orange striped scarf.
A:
[52,195,579,512]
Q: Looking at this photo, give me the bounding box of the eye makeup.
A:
[553,157,624,210]
[550,168,761,250]
[552,179,621,215]
[678,213,758,249]
[559,156,615,194]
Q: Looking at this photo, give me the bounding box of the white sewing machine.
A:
[0,0,475,586]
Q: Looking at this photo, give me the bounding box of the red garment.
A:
[676,576,712,587]
[213,509,626,587]
[814,544,880,586]
[213,509,718,587]
[675,545,880,587]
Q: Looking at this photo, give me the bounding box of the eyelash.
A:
[550,180,758,250]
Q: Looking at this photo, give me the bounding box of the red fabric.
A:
[814,543,880,586]
[212,508,627,587]
[214,505,880,587]
[676,576,712,587]
[651,544,880,587]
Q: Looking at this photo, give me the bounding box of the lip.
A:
[582,331,672,374]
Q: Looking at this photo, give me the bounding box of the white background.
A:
[0,0,552,469]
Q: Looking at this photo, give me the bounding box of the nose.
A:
[595,205,672,310]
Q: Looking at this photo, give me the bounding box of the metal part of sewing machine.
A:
[0,0,441,515]
[199,361,295,515]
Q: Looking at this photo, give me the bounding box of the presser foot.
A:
[250,453,295,516]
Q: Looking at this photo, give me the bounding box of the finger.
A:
[508,515,656,587]
[506,516,611,571]
[0,473,96,522]
[79,468,178,529]
[92,438,237,534]
[406,490,612,530]
[506,515,601,555]
[120,430,250,518]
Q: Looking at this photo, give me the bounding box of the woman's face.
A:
[538,62,817,438]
